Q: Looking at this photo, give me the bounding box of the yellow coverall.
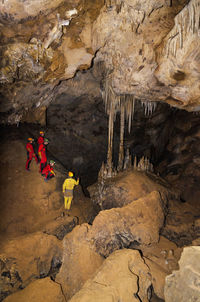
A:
[62,177,79,210]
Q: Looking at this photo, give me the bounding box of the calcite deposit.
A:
[0,0,199,125]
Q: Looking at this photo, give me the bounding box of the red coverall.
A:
[38,143,47,172]
[37,136,44,146]
[42,164,55,180]
[26,143,38,170]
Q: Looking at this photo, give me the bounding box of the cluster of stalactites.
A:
[165,0,200,58]
[101,77,156,180]
[141,101,157,116]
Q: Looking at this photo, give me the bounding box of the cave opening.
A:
[1,0,200,301]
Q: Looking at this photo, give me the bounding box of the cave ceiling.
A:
[0,0,200,124]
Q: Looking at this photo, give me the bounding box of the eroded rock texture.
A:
[164,246,200,302]
[56,224,104,300]
[0,0,199,124]
[69,249,151,302]
[89,170,175,210]
[0,232,62,300]
[2,277,65,302]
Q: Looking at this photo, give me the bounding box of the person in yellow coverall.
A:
[62,171,79,212]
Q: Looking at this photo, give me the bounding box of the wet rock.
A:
[164,246,200,302]
[87,191,167,257]
[0,232,62,300]
[56,224,104,300]
[89,170,174,210]
[2,277,65,302]
[69,249,152,302]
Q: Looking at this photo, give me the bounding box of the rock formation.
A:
[0,232,62,300]
[2,277,65,302]
[164,246,200,302]
[69,249,152,302]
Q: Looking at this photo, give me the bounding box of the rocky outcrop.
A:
[164,246,200,302]
[2,277,65,302]
[0,0,199,125]
[0,232,62,301]
[56,224,104,300]
[69,249,151,302]
[55,188,168,299]
[92,0,200,111]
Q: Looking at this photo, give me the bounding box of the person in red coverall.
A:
[25,138,38,171]
[37,131,45,148]
[38,138,49,173]
[42,160,56,181]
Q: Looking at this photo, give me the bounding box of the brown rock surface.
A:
[43,215,78,240]
[140,236,182,299]
[87,191,167,257]
[2,277,65,302]
[89,170,175,210]
[164,246,200,302]
[162,199,200,246]
[0,137,64,239]
[69,249,151,302]
[56,224,104,300]
[0,232,62,300]
[92,0,200,110]
[0,0,199,126]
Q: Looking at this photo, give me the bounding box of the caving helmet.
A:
[28,138,34,142]
[50,160,55,165]
[44,138,49,143]
[68,171,73,177]
[40,131,44,135]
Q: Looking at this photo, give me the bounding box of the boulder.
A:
[69,249,152,302]
[2,277,65,302]
[89,170,173,210]
[164,246,200,302]
[56,224,104,300]
[87,191,167,256]
[0,232,62,300]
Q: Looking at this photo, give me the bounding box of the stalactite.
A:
[141,101,157,116]
[117,103,125,171]
[165,0,200,58]
[124,94,135,133]
[107,99,114,177]
[102,77,136,178]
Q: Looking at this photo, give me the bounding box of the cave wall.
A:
[0,0,199,125]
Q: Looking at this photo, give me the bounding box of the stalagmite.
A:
[123,148,131,170]
[136,156,154,172]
